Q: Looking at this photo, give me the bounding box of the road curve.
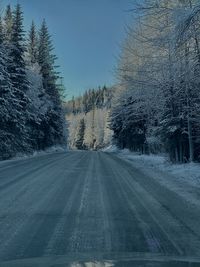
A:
[0,151,200,263]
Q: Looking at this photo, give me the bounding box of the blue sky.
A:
[2,0,134,99]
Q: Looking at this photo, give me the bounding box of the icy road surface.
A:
[0,151,200,263]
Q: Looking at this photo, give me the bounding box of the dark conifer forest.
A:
[0,4,66,159]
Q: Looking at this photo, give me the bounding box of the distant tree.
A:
[65,86,113,150]
[71,96,76,114]
[75,118,86,150]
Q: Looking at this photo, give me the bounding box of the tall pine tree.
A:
[3,5,13,44]
[0,16,26,158]
[9,4,29,93]
[75,119,86,150]
[38,19,66,147]
[27,21,38,64]
[7,4,31,152]
[38,19,58,100]
[0,3,67,158]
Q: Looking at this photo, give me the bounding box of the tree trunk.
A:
[185,42,194,163]
[180,140,183,163]
[175,146,179,163]
[187,114,194,162]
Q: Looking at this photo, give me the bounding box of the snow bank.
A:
[32,146,67,155]
[111,149,200,189]
[107,149,200,206]
[0,146,67,166]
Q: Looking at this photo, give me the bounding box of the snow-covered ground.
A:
[104,145,200,188]
[104,145,200,206]
[0,146,67,166]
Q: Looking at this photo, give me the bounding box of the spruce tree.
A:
[0,16,25,158]
[0,15,11,158]
[9,4,29,93]
[0,17,10,96]
[38,19,66,147]
[7,4,31,153]
[0,4,67,158]
[27,21,38,64]
[75,119,86,150]
[38,19,58,99]
[3,5,13,44]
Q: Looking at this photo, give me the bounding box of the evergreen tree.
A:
[82,91,89,113]
[38,19,66,147]
[3,5,13,43]
[72,96,76,114]
[0,16,25,158]
[6,4,31,153]
[38,19,58,99]
[0,16,11,120]
[75,118,86,150]
[0,17,10,99]
[110,93,147,152]
[27,21,38,64]
[0,3,67,159]
[9,4,29,93]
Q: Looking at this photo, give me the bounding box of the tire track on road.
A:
[0,152,86,261]
[104,153,200,256]
[99,153,148,253]
[43,153,92,256]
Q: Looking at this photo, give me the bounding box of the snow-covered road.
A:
[0,151,200,265]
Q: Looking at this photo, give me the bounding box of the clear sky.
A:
[2,0,134,99]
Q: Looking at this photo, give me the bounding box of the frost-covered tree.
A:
[38,19,67,148]
[0,15,27,158]
[110,0,200,162]
[0,3,67,159]
[65,86,113,150]
[5,4,32,153]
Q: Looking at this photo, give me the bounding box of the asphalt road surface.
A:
[0,151,200,265]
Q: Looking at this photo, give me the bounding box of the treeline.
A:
[110,0,200,163]
[0,4,66,159]
[65,86,112,114]
[65,86,113,150]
